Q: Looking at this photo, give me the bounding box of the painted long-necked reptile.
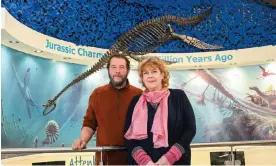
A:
[43,7,223,115]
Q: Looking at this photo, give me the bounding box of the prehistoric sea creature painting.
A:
[1,46,276,148]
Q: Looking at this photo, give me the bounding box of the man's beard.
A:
[108,73,128,87]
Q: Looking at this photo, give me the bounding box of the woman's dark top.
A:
[124,89,196,165]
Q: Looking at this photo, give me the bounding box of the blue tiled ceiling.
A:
[2,0,275,53]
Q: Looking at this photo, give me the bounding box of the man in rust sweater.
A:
[72,54,142,165]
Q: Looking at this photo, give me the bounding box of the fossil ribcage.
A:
[43,7,223,115]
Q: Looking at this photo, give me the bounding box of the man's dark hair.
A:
[106,54,130,69]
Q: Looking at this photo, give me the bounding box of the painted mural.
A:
[1,45,276,148]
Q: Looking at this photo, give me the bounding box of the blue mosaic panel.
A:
[1,0,276,52]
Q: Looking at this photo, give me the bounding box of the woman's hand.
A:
[155,156,170,165]
[146,160,155,165]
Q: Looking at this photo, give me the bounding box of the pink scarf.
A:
[124,89,170,148]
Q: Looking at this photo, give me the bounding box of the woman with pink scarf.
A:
[124,57,196,165]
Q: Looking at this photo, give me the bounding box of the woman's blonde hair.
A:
[138,57,170,88]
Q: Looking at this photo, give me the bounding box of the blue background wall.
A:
[1,0,275,53]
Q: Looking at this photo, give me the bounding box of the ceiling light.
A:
[9,40,19,44]
[34,50,43,53]
[63,57,71,60]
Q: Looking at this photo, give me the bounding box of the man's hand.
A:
[155,156,170,165]
[72,138,87,151]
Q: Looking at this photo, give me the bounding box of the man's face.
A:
[108,57,129,87]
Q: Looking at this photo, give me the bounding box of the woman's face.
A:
[142,66,164,91]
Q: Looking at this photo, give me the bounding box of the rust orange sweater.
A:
[82,80,142,165]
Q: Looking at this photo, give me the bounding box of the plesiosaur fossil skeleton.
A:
[43,7,223,115]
